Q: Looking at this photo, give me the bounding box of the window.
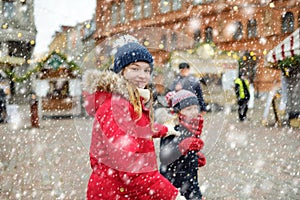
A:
[193,0,214,5]
[172,0,182,11]
[160,0,171,14]
[48,80,70,99]
[160,0,182,13]
[194,29,201,43]
[111,1,127,25]
[3,0,16,20]
[193,0,203,5]
[120,1,126,24]
[171,32,177,49]
[298,13,300,28]
[111,3,118,26]
[282,12,294,33]
[134,0,142,20]
[144,0,152,18]
[233,21,243,40]
[7,41,32,58]
[298,12,300,26]
[161,34,167,49]
[205,27,213,42]
[247,19,257,39]
[20,2,29,25]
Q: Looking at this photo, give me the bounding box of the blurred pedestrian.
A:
[153,74,170,110]
[170,62,206,113]
[83,41,185,200]
[234,73,250,121]
[160,90,206,200]
[0,88,7,123]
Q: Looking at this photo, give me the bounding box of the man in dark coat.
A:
[170,62,206,113]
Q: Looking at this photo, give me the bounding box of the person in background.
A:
[160,90,206,200]
[83,41,185,200]
[0,88,7,123]
[170,62,206,113]
[153,74,169,111]
[234,73,250,121]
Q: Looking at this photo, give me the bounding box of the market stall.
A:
[33,52,82,118]
[265,28,300,127]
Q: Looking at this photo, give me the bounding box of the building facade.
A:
[48,18,96,66]
[94,0,300,91]
[0,0,36,99]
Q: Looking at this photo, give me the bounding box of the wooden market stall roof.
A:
[36,51,80,80]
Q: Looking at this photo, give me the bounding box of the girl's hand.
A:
[152,123,168,138]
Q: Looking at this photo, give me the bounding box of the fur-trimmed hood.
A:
[82,70,150,117]
[82,69,131,101]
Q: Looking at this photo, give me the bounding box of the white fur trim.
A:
[82,70,130,100]
[154,108,180,137]
[137,88,150,103]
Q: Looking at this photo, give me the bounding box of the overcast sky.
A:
[33,0,96,56]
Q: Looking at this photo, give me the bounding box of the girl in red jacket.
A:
[83,41,185,200]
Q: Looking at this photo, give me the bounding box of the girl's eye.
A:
[145,69,151,73]
[130,67,138,71]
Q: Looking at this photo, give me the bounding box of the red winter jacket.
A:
[83,70,178,200]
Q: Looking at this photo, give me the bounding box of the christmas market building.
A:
[33,52,82,118]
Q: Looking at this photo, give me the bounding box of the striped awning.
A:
[266,28,300,63]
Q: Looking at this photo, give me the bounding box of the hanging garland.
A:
[275,54,300,77]
[4,51,80,83]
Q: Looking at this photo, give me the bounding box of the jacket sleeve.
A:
[159,128,193,165]
[192,81,207,112]
[159,135,181,165]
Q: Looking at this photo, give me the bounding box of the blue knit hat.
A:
[113,42,153,74]
[171,90,199,113]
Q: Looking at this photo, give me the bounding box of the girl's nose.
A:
[138,70,148,78]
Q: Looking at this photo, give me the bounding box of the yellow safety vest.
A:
[234,78,250,99]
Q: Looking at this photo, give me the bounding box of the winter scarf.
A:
[178,113,204,137]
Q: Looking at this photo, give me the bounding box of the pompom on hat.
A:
[113,42,153,74]
[166,90,199,113]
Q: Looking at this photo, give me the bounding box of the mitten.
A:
[197,152,206,167]
[152,123,168,138]
[178,137,204,155]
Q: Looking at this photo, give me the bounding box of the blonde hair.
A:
[122,71,154,128]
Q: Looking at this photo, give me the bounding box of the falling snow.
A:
[1,1,300,199]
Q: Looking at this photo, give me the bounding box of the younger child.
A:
[160,90,206,200]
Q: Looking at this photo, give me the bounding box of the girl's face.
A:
[123,61,151,88]
[179,105,199,119]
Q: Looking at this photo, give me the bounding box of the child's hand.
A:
[178,137,204,155]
